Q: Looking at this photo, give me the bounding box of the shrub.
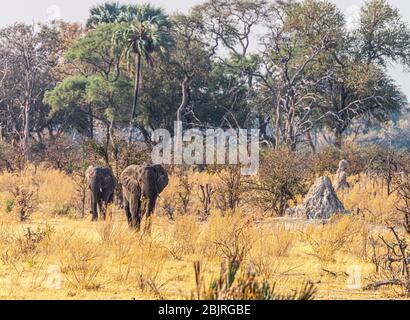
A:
[0,225,54,265]
[204,214,252,264]
[245,149,308,216]
[214,165,243,212]
[11,185,38,222]
[192,261,316,300]
[59,239,104,290]
[303,216,365,263]
[167,216,200,260]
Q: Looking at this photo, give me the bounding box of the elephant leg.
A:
[123,197,132,226]
[91,191,98,222]
[98,199,106,221]
[144,196,157,235]
[130,197,142,231]
[147,195,158,218]
[102,202,108,221]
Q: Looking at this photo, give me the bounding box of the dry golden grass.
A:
[0,167,406,300]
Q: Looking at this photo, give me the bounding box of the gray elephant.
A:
[121,164,169,230]
[85,166,117,221]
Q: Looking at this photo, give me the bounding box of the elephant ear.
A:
[153,165,169,194]
[85,166,96,183]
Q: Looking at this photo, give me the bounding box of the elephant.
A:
[121,164,169,230]
[85,166,117,221]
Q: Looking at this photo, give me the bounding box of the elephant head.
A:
[121,164,169,230]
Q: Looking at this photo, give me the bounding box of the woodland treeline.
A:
[0,0,409,165]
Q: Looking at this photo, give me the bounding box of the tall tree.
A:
[86,2,127,29]
[256,0,345,150]
[318,0,410,148]
[114,4,173,144]
[194,0,267,130]
[0,23,56,159]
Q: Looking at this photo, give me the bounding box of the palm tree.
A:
[86,2,126,29]
[115,4,173,144]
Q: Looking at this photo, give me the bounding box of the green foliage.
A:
[65,23,125,81]
[44,75,88,115]
[2,0,410,157]
[6,199,14,214]
[357,0,410,67]
[246,149,309,216]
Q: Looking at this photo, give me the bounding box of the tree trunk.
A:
[89,104,94,140]
[175,76,190,164]
[306,130,316,154]
[22,100,31,161]
[177,76,190,123]
[334,127,343,149]
[274,103,281,150]
[129,53,142,145]
[104,122,111,167]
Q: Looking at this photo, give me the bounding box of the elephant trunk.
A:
[90,188,99,221]
[90,177,103,221]
[147,195,158,217]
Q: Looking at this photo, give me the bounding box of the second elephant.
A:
[121,164,169,230]
[85,166,117,221]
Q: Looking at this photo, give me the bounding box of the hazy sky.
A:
[0,0,409,98]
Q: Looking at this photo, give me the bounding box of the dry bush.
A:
[166,216,200,260]
[157,172,184,218]
[0,166,76,219]
[0,141,25,172]
[192,260,316,300]
[159,171,219,219]
[248,225,297,278]
[10,185,38,222]
[339,175,399,225]
[0,225,53,265]
[59,238,105,290]
[35,167,76,217]
[245,149,308,216]
[0,171,40,221]
[200,214,252,265]
[310,144,392,179]
[70,172,89,218]
[132,238,169,298]
[107,225,137,283]
[35,137,83,173]
[366,227,410,295]
[96,221,117,244]
[303,216,367,263]
[214,165,243,212]
[364,169,410,295]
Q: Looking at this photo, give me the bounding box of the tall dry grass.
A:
[0,166,405,299]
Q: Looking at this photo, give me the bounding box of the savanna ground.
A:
[0,149,409,300]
